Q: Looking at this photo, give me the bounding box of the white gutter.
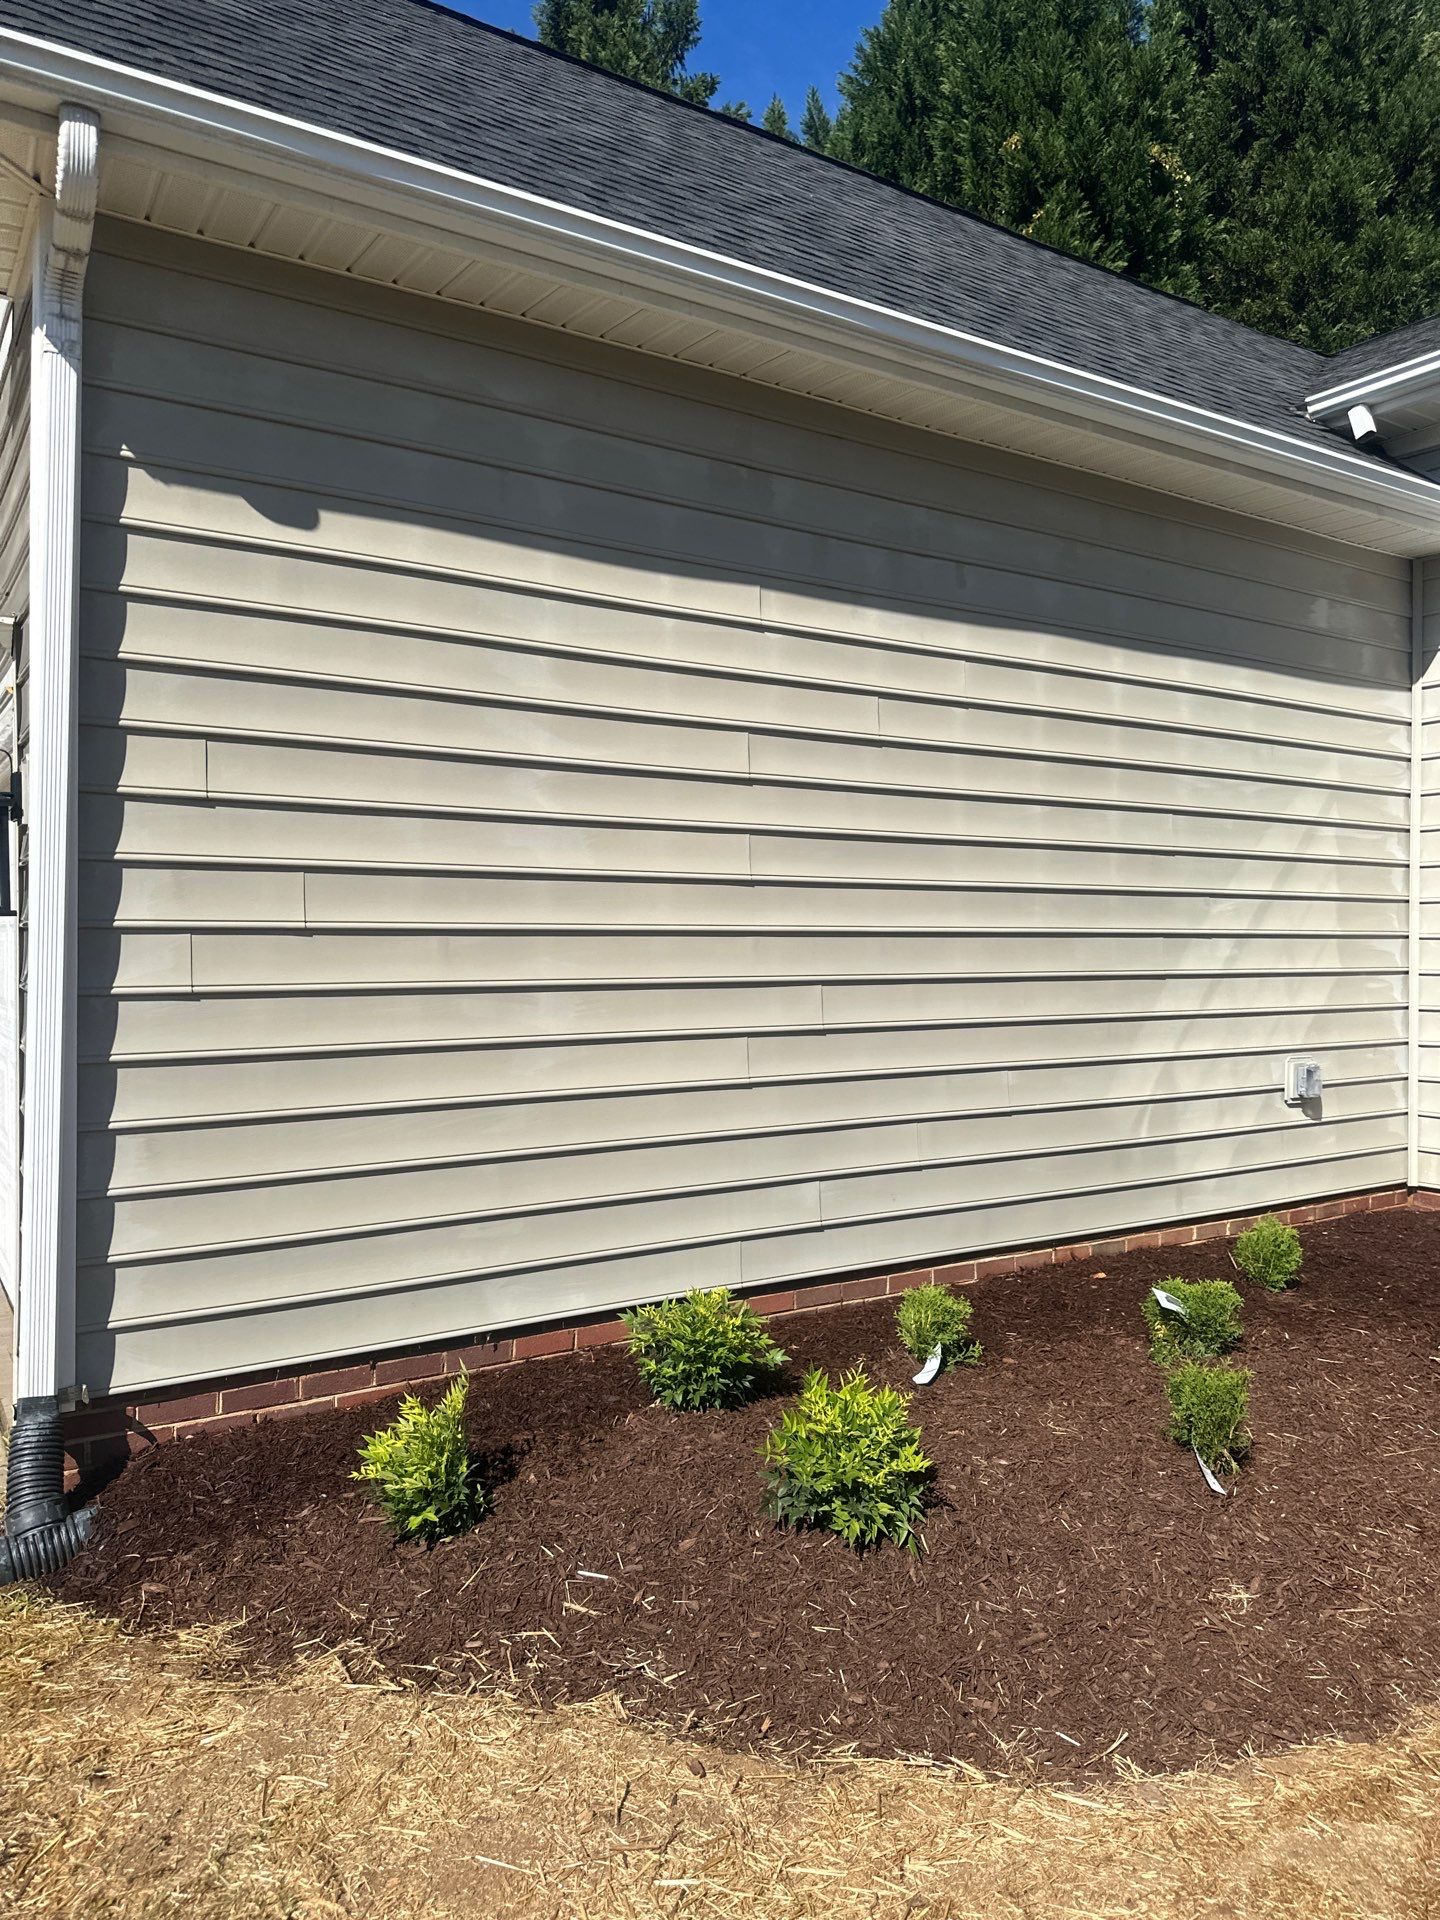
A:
[4,27,1440,536]
[15,100,96,1403]
[1308,350,1440,424]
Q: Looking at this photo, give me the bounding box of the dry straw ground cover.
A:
[3,1591,1440,1920]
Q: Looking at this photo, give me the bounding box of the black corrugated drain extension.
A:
[0,1396,95,1586]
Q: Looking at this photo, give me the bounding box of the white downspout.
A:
[14,103,98,1406]
[1409,557,1426,1192]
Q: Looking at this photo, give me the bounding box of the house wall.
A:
[75,221,1412,1397]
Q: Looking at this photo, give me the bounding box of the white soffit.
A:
[3,34,1440,555]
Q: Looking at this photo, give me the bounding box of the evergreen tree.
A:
[762,94,795,139]
[800,85,834,153]
[831,0,953,185]
[533,0,719,105]
[834,0,1200,297]
[1158,0,1440,350]
[927,0,1200,294]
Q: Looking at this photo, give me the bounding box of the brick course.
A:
[62,1182,1412,1486]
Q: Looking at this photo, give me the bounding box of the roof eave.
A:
[5,25,1440,555]
[1308,350,1440,422]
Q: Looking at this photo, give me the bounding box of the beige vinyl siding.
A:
[1419,556,1440,1184]
[76,222,1411,1394]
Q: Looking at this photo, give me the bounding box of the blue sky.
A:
[446,2,880,115]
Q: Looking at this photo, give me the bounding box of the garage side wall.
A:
[76,223,1412,1397]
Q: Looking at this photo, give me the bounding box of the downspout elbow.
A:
[0,1397,94,1586]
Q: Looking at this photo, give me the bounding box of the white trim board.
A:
[14,101,97,1400]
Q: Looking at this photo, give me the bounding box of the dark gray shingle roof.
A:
[1,0,1431,463]
[1321,315,1440,387]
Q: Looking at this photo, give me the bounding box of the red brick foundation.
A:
[64,1182,1412,1487]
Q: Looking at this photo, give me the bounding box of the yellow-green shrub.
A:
[762,1368,931,1552]
[622,1288,787,1411]
[896,1283,982,1370]
[1233,1214,1302,1290]
[1141,1279,1243,1364]
[1165,1362,1251,1473]
[353,1375,483,1543]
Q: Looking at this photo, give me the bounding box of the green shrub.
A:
[896,1283,982,1370]
[1165,1362,1251,1473]
[1140,1279,1243,1364]
[761,1368,931,1552]
[1232,1214,1303,1291]
[353,1374,483,1543]
[622,1288,787,1411]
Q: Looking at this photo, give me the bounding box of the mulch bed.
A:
[50,1209,1440,1781]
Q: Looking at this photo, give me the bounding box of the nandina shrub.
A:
[622,1288,787,1411]
[1233,1214,1303,1290]
[761,1368,932,1552]
[1141,1279,1243,1364]
[896,1282,982,1370]
[353,1374,483,1543]
[1165,1362,1251,1473]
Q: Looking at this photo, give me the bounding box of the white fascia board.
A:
[1308,350,1440,423]
[5,26,1440,538]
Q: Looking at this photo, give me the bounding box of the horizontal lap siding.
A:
[75,225,1411,1393]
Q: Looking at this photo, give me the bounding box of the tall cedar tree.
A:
[533,0,719,104]
[763,94,795,139]
[832,0,951,188]
[800,85,835,153]
[1156,0,1440,350]
[836,0,1201,298]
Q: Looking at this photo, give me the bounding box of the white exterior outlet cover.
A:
[1284,1059,1323,1107]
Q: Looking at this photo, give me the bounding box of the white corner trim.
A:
[1409,559,1427,1191]
[4,28,1440,535]
[16,101,98,1401]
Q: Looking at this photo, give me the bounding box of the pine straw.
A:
[3,1593,1439,1920]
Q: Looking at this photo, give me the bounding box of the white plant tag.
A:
[913,1343,944,1386]
[1193,1446,1229,1497]
[1152,1286,1190,1319]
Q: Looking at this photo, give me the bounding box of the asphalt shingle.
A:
[2,0,1432,462]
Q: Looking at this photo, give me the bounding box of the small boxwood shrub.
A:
[1233,1214,1303,1291]
[622,1288,787,1411]
[1165,1362,1251,1473]
[353,1374,483,1543]
[761,1368,931,1553]
[896,1283,982,1371]
[1140,1279,1243,1364]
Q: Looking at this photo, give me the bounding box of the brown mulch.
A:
[50,1208,1440,1782]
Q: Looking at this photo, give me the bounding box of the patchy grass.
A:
[4,1593,1440,1919]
